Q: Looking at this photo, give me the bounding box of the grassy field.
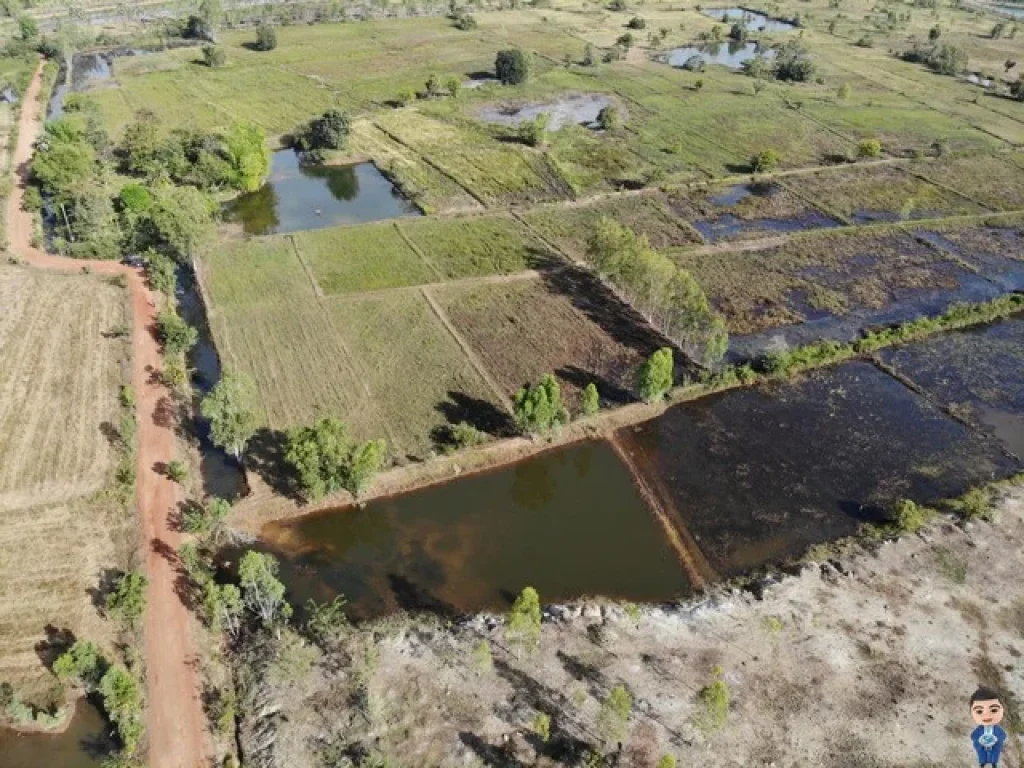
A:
[435,272,667,408]
[913,153,1024,211]
[0,267,133,699]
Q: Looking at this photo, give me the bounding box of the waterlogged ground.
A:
[617,361,1020,577]
[257,441,692,619]
[880,315,1024,457]
[477,94,617,131]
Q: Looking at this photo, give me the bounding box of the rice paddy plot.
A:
[617,361,1020,577]
[915,224,1024,291]
[879,315,1024,457]
[200,235,315,311]
[913,154,1024,212]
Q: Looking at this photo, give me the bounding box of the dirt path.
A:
[6,60,208,768]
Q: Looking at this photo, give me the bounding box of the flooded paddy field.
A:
[223,149,420,235]
[915,224,1024,292]
[616,361,1020,578]
[252,441,693,619]
[879,315,1024,457]
[666,182,840,243]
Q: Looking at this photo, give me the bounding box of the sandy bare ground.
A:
[240,486,1024,768]
[6,60,208,768]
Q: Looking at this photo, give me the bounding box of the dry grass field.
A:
[0,266,134,699]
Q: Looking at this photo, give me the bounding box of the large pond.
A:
[223,150,420,236]
[664,41,771,70]
[0,700,112,768]
[252,441,693,618]
[702,6,797,31]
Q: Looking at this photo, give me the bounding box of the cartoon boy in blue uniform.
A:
[970,686,1007,767]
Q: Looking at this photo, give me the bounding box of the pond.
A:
[702,7,797,31]
[617,361,1020,577]
[222,150,420,236]
[0,700,113,768]
[250,441,693,619]
[477,94,616,131]
[663,41,771,70]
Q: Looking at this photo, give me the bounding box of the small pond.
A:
[664,41,771,70]
[617,361,1020,577]
[223,150,420,236]
[0,700,113,768]
[995,3,1024,17]
[477,94,616,131]
[703,7,797,31]
[249,440,693,619]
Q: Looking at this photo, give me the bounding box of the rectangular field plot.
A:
[201,236,316,310]
[665,182,841,243]
[914,154,1024,212]
[521,194,701,258]
[617,361,1020,577]
[434,270,668,408]
[787,164,986,224]
[296,222,438,295]
[674,230,993,358]
[879,316,1024,457]
[0,268,128,512]
[398,214,559,279]
[325,292,507,458]
[916,224,1024,291]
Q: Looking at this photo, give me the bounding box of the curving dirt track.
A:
[5,60,208,768]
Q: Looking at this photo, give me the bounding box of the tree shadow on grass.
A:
[34,625,76,672]
[557,364,635,405]
[436,391,514,437]
[85,568,123,614]
[458,731,525,768]
[245,427,301,500]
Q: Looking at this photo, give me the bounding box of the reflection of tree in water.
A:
[224,182,280,235]
[299,163,360,201]
[510,455,559,510]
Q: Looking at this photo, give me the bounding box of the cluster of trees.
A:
[296,108,351,159]
[901,43,968,75]
[514,374,570,434]
[586,217,728,365]
[743,40,815,82]
[284,417,388,500]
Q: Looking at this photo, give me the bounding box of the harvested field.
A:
[325,291,507,458]
[398,214,559,279]
[520,194,701,258]
[674,229,977,336]
[787,163,987,223]
[296,222,437,295]
[434,270,669,408]
[0,267,129,512]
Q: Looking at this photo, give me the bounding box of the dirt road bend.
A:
[6,60,209,768]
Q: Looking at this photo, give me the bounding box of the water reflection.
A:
[664,41,772,70]
[703,7,797,31]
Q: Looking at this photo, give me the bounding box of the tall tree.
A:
[238,550,292,625]
[506,586,541,655]
[638,348,674,403]
[201,373,259,458]
[513,374,569,435]
[149,184,215,261]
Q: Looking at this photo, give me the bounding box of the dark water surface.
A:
[664,41,770,69]
[617,361,1020,577]
[223,150,420,236]
[0,700,112,768]
[256,441,693,619]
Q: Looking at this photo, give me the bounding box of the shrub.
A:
[454,12,477,29]
[696,671,729,732]
[638,348,674,403]
[301,109,351,152]
[254,25,277,51]
[495,49,531,85]
[773,41,815,81]
[580,383,600,417]
[728,22,747,41]
[53,641,106,689]
[901,43,967,75]
[751,148,780,173]
[396,87,417,106]
[886,498,933,533]
[837,82,851,99]
[1011,79,1024,102]
[105,571,148,628]
[532,711,551,742]
[596,104,621,130]
[446,75,462,98]
[627,15,646,28]
[948,487,994,521]
[616,32,635,49]
[156,310,197,355]
[166,460,187,483]
[857,138,882,158]
[854,35,873,47]
[202,45,226,67]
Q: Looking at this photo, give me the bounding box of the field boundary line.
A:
[419,285,515,414]
[898,164,999,214]
[393,220,444,282]
[286,234,325,298]
[319,269,547,304]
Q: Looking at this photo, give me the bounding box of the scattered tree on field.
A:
[837,82,851,100]
[446,75,462,98]
[471,639,493,674]
[518,113,550,146]
[597,104,621,130]
[454,12,477,29]
[254,25,277,51]
[616,32,635,49]
[496,48,531,85]
[299,109,351,153]
[201,373,258,458]
[638,348,674,402]
[513,374,569,434]
[202,45,226,68]
[751,148,780,173]
[583,43,596,66]
[627,15,646,28]
[773,40,815,81]
[857,138,882,159]
[580,382,600,417]
[238,550,292,625]
[506,586,541,654]
[222,121,272,192]
[928,24,941,41]
[425,73,443,97]
[105,571,148,628]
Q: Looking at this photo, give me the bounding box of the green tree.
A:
[471,639,493,674]
[397,86,417,105]
[513,374,569,434]
[425,73,443,97]
[696,671,729,732]
[157,310,198,355]
[580,382,600,417]
[304,596,349,646]
[201,373,258,458]
[149,185,215,261]
[166,460,187,483]
[506,586,541,654]
[518,113,550,147]
[202,45,226,67]
[303,109,351,151]
[117,183,153,214]
[627,15,646,28]
[751,148,780,172]
[773,40,815,81]
[597,684,632,747]
[284,418,388,500]
[928,24,941,41]
[99,665,144,754]
[446,75,462,98]
[616,32,635,49]
[238,550,292,625]
[53,640,106,689]
[857,138,882,158]
[202,581,243,635]
[343,439,388,496]
[222,122,271,192]
[144,250,177,297]
[597,104,621,130]
[120,110,164,178]
[17,14,37,40]
[532,711,551,742]
[31,122,96,197]
[254,24,277,51]
[638,348,673,402]
[184,496,231,544]
[105,571,148,628]
[657,755,678,768]
[837,82,851,100]
[495,48,531,85]
[584,43,596,66]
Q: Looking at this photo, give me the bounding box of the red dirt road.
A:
[6,61,209,768]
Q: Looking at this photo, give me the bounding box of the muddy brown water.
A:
[251,440,694,619]
[0,700,112,768]
[616,360,1020,578]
